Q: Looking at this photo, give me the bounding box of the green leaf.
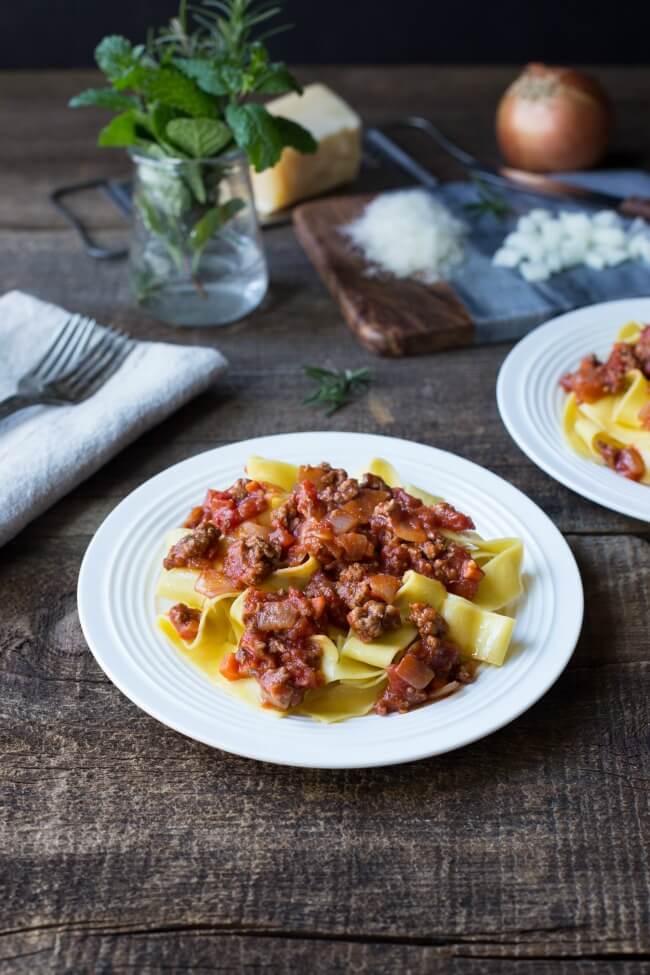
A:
[189,198,246,251]
[272,115,317,155]
[173,58,231,96]
[97,112,149,148]
[189,198,246,270]
[69,87,138,110]
[166,118,232,158]
[126,65,217,118]
[135,193,185,271]
[95,36,140,84]
[225,103,316,172]
[184,163,207,204]
[252,64,301,95]
[302,366,372,416]
[146,103,188,157]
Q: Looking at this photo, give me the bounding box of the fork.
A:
[0,314,134,422]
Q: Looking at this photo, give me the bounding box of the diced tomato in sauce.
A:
[560,328,650,404]
[596,440,646,482]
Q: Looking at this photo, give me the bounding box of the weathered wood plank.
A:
[0,534,648,957]
[2,930,650,975]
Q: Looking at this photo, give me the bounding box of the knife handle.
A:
[619,197,650,222]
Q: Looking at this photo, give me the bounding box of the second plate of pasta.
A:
[497,298,650,523]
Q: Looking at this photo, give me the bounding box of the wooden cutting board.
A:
[293,194,474,357]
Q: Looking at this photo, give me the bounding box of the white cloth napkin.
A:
[0,291,227,547]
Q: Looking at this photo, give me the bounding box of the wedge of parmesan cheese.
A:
[250,83,361,215]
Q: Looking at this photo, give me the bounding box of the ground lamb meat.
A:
[163,524,220,570]
[374,600,475,715]
[636,325,650,375]
[258,667,305,710]
[304,570,349,629]
[411,539,484,600]
[409,602,447,638]
[336,562,373,607]
[359,472,390,491]
[379,536,413,576]
[226,478,251,502]
[347,599,402,642]
[223,535,280,587]
[168,603,202,642]
[222,588,325,710]
[330,477,360,505]
[376,530,483,601]
[301,463,347,489]
[269,497,300,552]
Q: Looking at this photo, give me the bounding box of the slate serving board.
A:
[293,171,650,357]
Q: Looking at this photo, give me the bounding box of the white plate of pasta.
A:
[497,299,650,523]
[77,432,582,768]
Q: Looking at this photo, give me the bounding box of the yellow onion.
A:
[496,63,612,173]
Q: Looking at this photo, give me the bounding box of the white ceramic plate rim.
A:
[497,297,650,523]
[77,432,583,768]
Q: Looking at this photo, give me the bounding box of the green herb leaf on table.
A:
[166,118,233,158]
[303,366,372,417]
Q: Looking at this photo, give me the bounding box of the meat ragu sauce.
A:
[164,463,484,715]
[560,326,650,482]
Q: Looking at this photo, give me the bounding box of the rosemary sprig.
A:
[303,366,372,417]
[464,177,512,221]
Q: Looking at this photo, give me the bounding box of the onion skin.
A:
[496,63,612,173]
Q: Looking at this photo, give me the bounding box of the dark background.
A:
[3,0,649,68]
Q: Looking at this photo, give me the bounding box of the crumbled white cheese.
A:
[342,189,466,284]
[492,207,650,282]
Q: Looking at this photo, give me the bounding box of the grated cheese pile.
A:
[493,208,650,283]
[342,189,466,284]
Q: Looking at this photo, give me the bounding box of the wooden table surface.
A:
[1,67,650,974]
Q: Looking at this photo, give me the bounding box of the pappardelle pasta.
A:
[156,458,524,722]
[560,322,650,484]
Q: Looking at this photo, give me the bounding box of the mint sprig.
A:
[69,1,318,301]
[69,3,316,171]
